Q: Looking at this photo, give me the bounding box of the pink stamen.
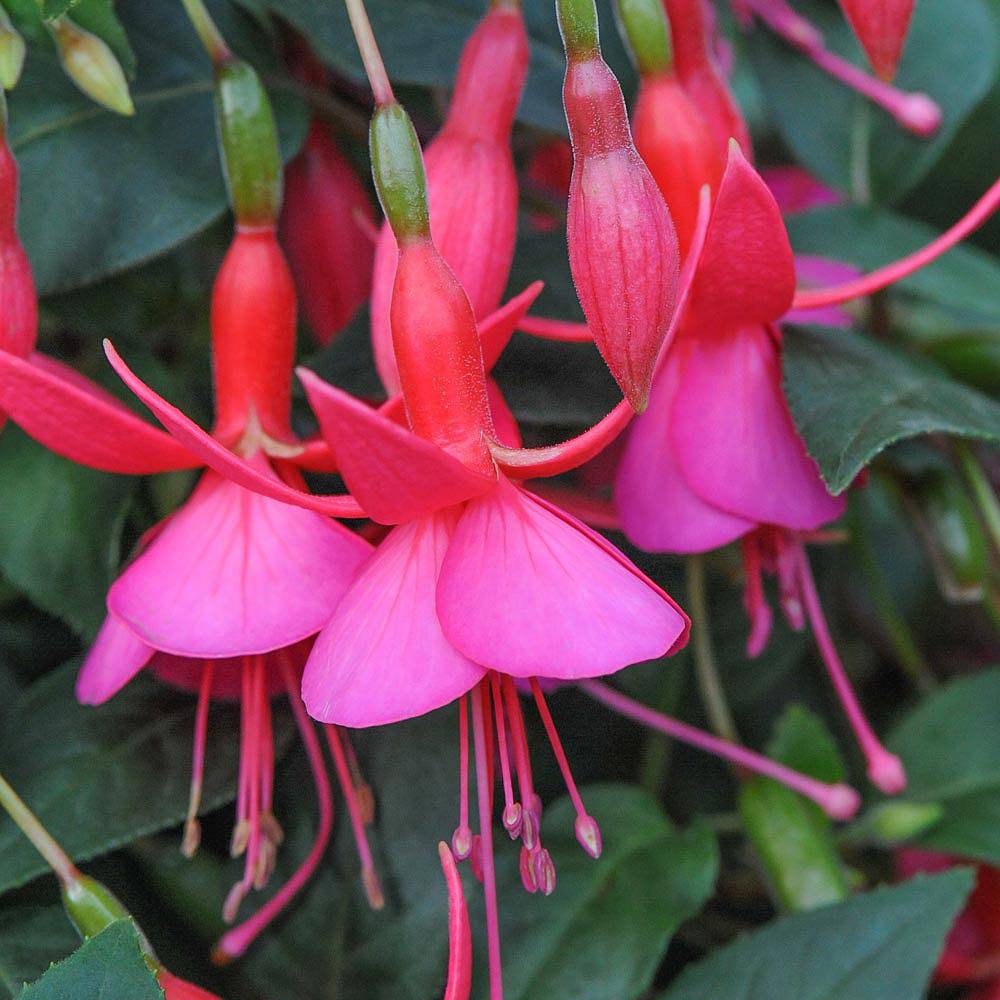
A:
[246,656,266,892]
[260,679,275,818]
[531,846,556,896]
[529,679,601,859]
[233,658,251,855]
[213,655,334,962]
[342,732,375,825]
[793,176,1000,310]
[580,680,862,820]
[500,676,538,831]
[453,695,473,861]
[517,315,592,342]
[741,537,774,658]
[182,660,215,859]
[743,0,940,136]
[519,845,538,894]
[776,535,806,631]
[794,545,907,795]
[325,725,385,909]
[471,682,504,1000]
[490,674,522,839]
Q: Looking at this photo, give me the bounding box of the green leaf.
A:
[0,907,79,999]
[783,325,1000,494]
[482,784,719,1000]
[785,204,1000,324]
[19,920,162,1000]
[747,0,998,203]
[0,662,284,895]
[661,870,974,1000]
[739,707,850,912]
[8,1,308,295]
[0,427,132,637]
[887,668,1000,863]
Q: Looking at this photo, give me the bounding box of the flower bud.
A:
[0,10,25,90]
[214,58,282,226]
[280,121,374,345]
[49,16,134,116]
[837,0,915,82]
[370,6,527,391]
[211,227,296,446]
[563,54,679,410]
[0,129,38,434]
[869,800,944,842]
[61,874,140,941]
[370,102,430,244]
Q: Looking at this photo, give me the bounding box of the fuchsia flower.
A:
[837,0,915,81]
[158,969,223,1000]
[0,121,36,435]
[281,119,375,345]
[369,0,529,394]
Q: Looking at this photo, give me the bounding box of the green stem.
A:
[686,555,739,743]
[637,651,688,795]
[0,771,79,887]
[956,441,1000,557]
[849,492,936,693]
[849,96,871,207]
[179,0,231,65]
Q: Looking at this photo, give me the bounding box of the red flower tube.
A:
[838,0,915,81]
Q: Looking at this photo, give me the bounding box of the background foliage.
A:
[0,0,999,996]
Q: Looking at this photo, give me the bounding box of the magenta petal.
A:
[671,326,846,530]
[784,255,860,327]
[76,615,155,705]
[104,341,364,518]
[687,144,796,332]
[302,511,486,726]
[297,368,496,524]
[0,352,200,474]
[108,464,372,658]
[437,480,687,678]
[616,344,755,553]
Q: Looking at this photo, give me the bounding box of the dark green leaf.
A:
[0,907,80,999]
[785,204,1000,325]
[887,668,1000,863]
[747,0,998,203]
[0,662,284,894]
[661,869,973,1000]
[19,920,162,1000]
[783,325,1000,494]
[8,1,308,295]
[740,707,850,912]
[482,784,719,1000]
[0,427,132,637]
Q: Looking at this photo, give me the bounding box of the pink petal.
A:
[302,510,485,726]
[297,368,496,524]
[0,352,199,474]
[108,462,372,659]
[75,614,155,705]
[686,144,796,332]
[616,341,755,553]
[762,166,842,216]
[671,325,846,530]
[479,282,544,371]
[104,341,365,518]
[437,480,687,678]
[487,380,521,449]
[783,255,859,327]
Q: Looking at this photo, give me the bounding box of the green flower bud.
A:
[50,16,134,116]
[614,0,672,76]
[214,58,282,225]
[556,0,601,60]
[369,101,430,243]
[0,9,25,91]
[867,800,944,842]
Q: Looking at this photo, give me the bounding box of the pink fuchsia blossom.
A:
[158,969,224,1000]
[369,2,528,394]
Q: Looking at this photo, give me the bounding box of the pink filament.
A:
[517,315,592,342]
[182,660,215,857]
[213,655,334,961]
[743,0,940,136]
[793,176,1000,310]
[794,546,906,794]
[580,680,861,820]
[454,695,472,859]
[471,681,504,1000]
[528,679,587,822]
[490,674,519,825]
[325,725,384,909]
[500,676,538,825]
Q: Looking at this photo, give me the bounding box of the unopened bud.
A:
[369,101,430,243]
[0,11,25,90]
[868,800,944,842]
[61,874,131,940]
[50,17,134,116]
[615,0,672,76]
[214,58,282,225]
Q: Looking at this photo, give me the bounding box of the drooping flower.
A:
[837,0,915,81]
[369,0,529,394]
[557,0,680,411]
